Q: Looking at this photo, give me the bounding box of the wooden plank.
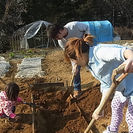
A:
[31,93,35,133]
[32,82,64,90]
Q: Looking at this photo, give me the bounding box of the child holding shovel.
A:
[0,82,23,121]
[64,34,133,133]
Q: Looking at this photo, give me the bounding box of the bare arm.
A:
[123,49,133,73]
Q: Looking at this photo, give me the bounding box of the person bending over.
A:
[47,21,114,98]
[64,35,133,133]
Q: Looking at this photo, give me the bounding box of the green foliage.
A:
[26,49,33,54]
[1,0,133,28]
[1,0,133,27]
[0,33,10,53]
[0,0,133,53]
[20,0,133,27]
[9,52,15,58]
[20,49,34,57]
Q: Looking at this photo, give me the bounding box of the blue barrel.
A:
[82,20,113,45]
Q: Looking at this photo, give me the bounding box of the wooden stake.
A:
[31,93,35,133]
[61,74,75,102]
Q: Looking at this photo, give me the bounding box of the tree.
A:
[0,0,27,52]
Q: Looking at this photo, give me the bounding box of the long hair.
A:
[64,34,94,61]
[5,82,20,101]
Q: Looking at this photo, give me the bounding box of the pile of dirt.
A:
[0,48,128,133]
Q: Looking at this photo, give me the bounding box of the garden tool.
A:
[84,64,128,133]
[62,74,75,103]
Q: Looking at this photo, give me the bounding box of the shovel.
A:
[61,74,75,103]
[84,64,128,133]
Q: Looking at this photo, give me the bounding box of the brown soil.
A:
[0,48,128,133]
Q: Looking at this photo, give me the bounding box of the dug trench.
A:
[29,82,102,133]
[0,48,128,133]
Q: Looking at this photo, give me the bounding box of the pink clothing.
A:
[108,92,133,133]
[0,91,22,118]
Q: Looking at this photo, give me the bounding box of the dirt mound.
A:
[0,48,128,133]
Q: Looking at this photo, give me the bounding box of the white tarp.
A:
[0,57,10,77]
[15,57,45,78]
[20,20,51,49]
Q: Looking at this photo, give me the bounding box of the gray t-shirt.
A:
[58,21,90,50]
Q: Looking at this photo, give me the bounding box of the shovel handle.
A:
[84,118,95,133]
[70,74,75,86]
[117,73,128,82]
[84,72,128,133]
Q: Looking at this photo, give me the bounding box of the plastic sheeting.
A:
[24,20,50,39]
[0,57,10,77]
[15,57,45,78]
[20,20,51,49]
